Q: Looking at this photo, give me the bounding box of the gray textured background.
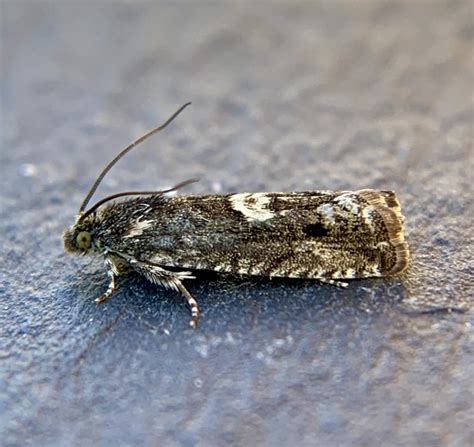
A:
[1,1,473,446]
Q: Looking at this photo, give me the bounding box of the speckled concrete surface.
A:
[1,1,473,446]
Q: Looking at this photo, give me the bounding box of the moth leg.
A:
[175,281,200,329]
[130,260,200,328]
[95,257,124,303]
[319,278,349,288]
[95,269,118,303]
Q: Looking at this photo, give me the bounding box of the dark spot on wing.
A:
[303,223,328,238]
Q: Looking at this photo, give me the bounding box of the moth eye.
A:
[76,231,91,250]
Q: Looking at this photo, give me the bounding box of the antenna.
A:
[78,178,199,222]
[78,102,192,214]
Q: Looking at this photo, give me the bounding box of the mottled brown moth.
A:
[64,103,410,328]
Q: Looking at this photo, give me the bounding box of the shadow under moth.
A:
[64,103,410,328]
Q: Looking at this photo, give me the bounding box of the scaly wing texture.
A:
[96,190,409,280]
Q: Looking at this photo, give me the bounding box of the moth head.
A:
[63,103,195,256]
[63,218,95,255]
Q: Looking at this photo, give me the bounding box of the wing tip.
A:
[357,189,410,275]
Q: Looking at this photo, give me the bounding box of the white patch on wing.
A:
[362,206,376,232]
[343,268,356,278]
[250,263,266,275]
[311,268,326,278]
[229,193,276,222]
[124,219,154,238]
[275,194,302,203]
[376,241,390,250]
[317,203,336,225]
[335,193,360,214]
[365,264,381,276]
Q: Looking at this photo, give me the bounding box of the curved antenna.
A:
[78,102,192,214]
[78,178,199,221]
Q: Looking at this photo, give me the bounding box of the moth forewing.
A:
[102,189,408,282]
[64,103,409,328]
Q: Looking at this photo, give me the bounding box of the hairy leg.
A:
[129,259,199,328]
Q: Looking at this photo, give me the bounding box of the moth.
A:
[64,103,410,328]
